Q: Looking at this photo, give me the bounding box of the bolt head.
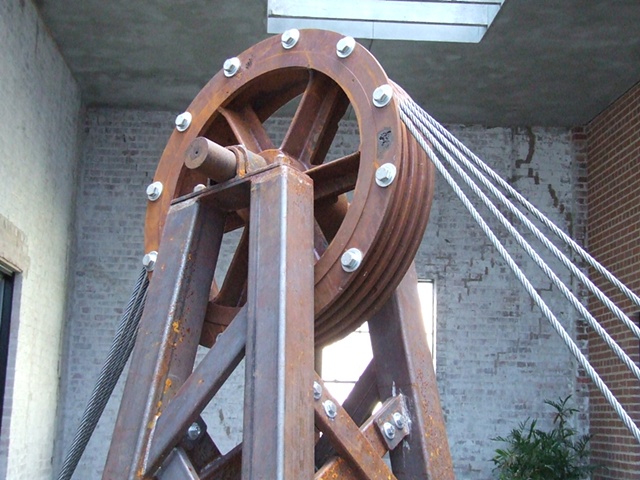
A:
[372,84,393,108]
[142,251,158,272]
[323,400,337,419]
[392,412,406,430]
[193,183,207,192]
[336,36,356,58]
[382,421,396,440]
[146,181,163,201]
[223,57,241,77]
[375,163,397,187]
[313,381,323,400]
[175,112,192,132]
[341,248,363,272]
[281,29,300,49]
[186,422,202,441]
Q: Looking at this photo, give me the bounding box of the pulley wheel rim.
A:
[144,30,434,346]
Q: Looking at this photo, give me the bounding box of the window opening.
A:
[321,279,436,404]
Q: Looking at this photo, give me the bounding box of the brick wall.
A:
[586,81,640,480]
[58,110,587,479]
[0,0,82,478]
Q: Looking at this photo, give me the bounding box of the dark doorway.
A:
[0,270,14,433]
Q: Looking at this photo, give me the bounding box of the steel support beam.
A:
[241,165,315,479]
[103,197,225,479]
[369,264,455,479]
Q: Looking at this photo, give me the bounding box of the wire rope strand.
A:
[400,109,640,445]
[401,101,640,381]
[57,268,149,480]
[406,98,640,311]
[406,100,640,341]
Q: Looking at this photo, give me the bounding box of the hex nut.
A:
[186,422,202,441]
[372,84,393,108]
[392,412,406,430]
[281,29,300,49]
[382,421,396,440]
[341,248,363,272]
[175,112,192,132]
[375,163,397,187]
[223,57,241,77]
[313,381,323,400]
[323,400,337,419]
[146,181,163,201]
[336,36,356,58]
[142,251,158,272]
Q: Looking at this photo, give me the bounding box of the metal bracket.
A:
[374,393,411,451]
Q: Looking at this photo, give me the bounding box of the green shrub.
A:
[491,396,597,480]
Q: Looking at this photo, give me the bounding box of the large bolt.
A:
[313,381,323,400]
[372,84,393,108]
[336,36,356,58]
[223,57,241,77]
[382,421,396,440]
[146,181,163,201]
[186,422,202,441]
[175,112,192,132]
[341,248,363,272]
[142,251,158,272]
[323,400,337,419]
[281,29,300,49]
[392,412,406,430]
[375,163,397,187]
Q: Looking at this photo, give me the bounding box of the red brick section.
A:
[586,81,640,480]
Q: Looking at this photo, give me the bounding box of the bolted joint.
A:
[375,163,397,187]
[223,57,241,77]
[341,248,363,272]
[142,251,158,272]
[175,112,192,132]
[313,381,323,400]
[372,84,393,108]
[281,29,300,49]
[336,36,356,58]
[146,181,163,201]
[323,400,337,419]
[382,421,396,440]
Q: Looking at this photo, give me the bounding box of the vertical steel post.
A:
[103,197,225,479]
[369,265,455,480]
[241,165,315,479]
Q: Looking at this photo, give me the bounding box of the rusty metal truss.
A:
[103,29,454,479]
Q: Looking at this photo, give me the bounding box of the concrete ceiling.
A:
[37,0,640,127]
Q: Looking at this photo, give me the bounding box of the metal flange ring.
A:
[144,29,434,346]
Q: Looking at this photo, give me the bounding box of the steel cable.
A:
[405,98,640,341]
[399,105,640,444]
[406,98,640,313]
[57,267,149,480]
[401,101,640,382]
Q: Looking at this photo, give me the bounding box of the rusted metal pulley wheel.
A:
[144,29,435,346]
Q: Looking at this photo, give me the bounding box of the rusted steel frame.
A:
[313,374,393,480]
[200,444,242,480]
[241,165,315,479]
[103,198,226,479]
[315,359,379,467]
[146,307,248,472]
[157,448,200,480]
[368,265,454,480]
[315,393,407,479]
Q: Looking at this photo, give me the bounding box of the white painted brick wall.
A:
[0,0,82,478]
[59,111,587,479]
